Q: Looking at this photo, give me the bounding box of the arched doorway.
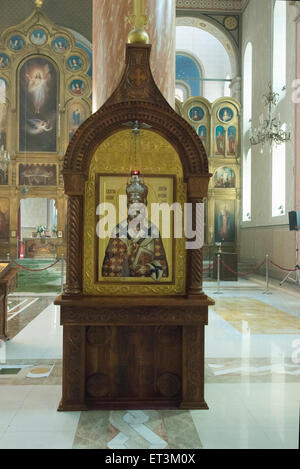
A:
[19,198,57,259]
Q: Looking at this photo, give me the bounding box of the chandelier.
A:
[249,83,291,148]
[0,145,10,172]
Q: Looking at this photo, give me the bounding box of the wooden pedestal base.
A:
[55,296,213,411]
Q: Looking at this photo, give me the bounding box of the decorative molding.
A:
[156,373,181,398]
[63,326,85,403]
[176,0,248,12]
[61,307,208,326]
[63,44,209,177]
[182,326,205,403]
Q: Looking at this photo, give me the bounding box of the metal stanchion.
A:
[214,253,223,295]
[263,254,272,295]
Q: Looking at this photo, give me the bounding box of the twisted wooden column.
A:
[64,195,83,296]
[186,175,210,298]
[187,198,204,297]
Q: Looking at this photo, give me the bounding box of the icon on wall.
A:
[30,29,47,46]
[8,35,25,51]
[198,125,207,150]
[214,200,235,243]
[189,106,204,122]
[227,126,236,155]
[52,36,69,53]
[215,126,225,155]
[0,78,7,149]
[0,54,9,69]
[19,57,57,152]
[214,167,236,188]
[68,103,86,141]
[0,198,9,239]
[19,164,57,186]
[70,79,85,96]
[218,107,234,123]
[67,56,83,72]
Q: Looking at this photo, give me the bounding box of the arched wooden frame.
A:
[64,101,209,176]
[62,44,211,298]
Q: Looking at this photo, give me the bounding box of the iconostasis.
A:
[0,6,92,258]
[176,96,240,254]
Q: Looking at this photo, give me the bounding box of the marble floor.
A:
[0,279,299,449]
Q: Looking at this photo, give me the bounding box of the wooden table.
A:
[0,262,20,341]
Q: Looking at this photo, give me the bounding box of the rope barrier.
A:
[11,259,61,272]
[220,258,266,277]
[269,260,299,272]
[201,259,217,272]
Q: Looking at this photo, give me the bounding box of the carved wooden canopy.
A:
[63,44,210,198]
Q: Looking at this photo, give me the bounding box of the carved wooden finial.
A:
[128,0,149,44]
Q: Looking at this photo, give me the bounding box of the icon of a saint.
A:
[102,171,169,281]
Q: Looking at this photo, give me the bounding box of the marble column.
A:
[93,0,176,110]
[295,16,300,260]
[230,76,241,102]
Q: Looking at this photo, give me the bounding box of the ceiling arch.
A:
[176,16,239,79]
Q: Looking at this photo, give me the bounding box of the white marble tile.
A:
[0,431,76,449]
[5,304,62,360]
[3,386,80,434]
[0,279,299,449]
[195,424,276,450]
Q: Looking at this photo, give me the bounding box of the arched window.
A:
[176,25,232,102]
[242,42,252,221]
[176,53,202,98]
[175,81,191,102]
[272,124,286,217]
[273,0,286,97]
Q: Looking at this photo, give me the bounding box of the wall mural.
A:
[19,164,57,186]
[19,57,57,152]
